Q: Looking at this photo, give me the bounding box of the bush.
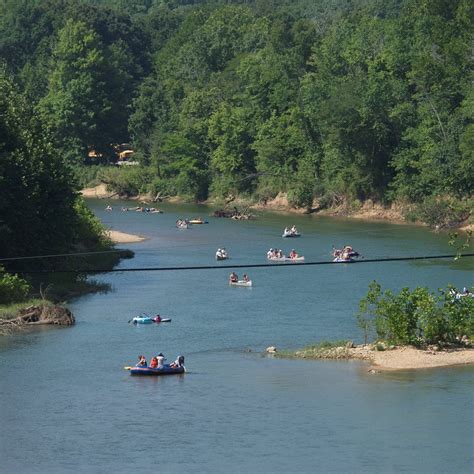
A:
[73,198,111,250]
[415,196,472,228]
[98,166,152,196]
[0,268,30,304]
[358,281,474,346]
[72,165,107,188]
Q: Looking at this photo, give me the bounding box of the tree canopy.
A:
[0,0,472,211]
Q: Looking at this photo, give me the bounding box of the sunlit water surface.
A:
[1,200,473,473]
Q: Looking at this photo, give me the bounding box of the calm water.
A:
[1,200,473,473]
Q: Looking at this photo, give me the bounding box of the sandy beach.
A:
[106,230,146,243]
[81,184,110,198]
[367,346,474,371]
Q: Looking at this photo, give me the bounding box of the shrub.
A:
[0,267,30,304]
[416,196,472,228]
[98,166,152,196]
[358,281,474,346]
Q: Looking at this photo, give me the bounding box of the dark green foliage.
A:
[358,281,474,346]
[0,71,79,259]
[0,71,113,280]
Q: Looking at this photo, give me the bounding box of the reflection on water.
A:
[0,200,472,473]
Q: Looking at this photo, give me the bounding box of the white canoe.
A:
[282,232,301,238]
[229,280,252,287]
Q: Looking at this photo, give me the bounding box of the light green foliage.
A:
[359,281,474,346]
[0,267,30,305]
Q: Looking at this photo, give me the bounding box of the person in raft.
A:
[149,356,158,368]
[170,355,185,368]
[136,355,147,367]
[229,272,238,283]
[289,249,298,259]
[290,225,297,234]
[242,273,250,282]
[156,353,166,368]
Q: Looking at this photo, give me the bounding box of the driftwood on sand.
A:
[0,305,75,334]
[212,205,254,220]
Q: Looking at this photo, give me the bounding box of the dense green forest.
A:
[1,0,473,224]
[0,70,116,303]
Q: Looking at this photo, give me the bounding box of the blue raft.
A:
[130,365,185,376]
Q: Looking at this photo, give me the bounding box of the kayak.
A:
[189,219,208,224]
[333,257,354,263]
[129,365,185,376]
[229,280,253,287]
[282,232,301,238]
[132,316,172,324]
[268,256,305,262]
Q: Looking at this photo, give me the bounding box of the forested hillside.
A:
[1,0,472,224]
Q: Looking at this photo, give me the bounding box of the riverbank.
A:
[275,343,474,371]
[81,185,472,230]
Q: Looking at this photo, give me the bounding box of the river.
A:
[1,200,472,473]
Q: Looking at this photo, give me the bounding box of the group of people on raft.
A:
[283,225,299,236]
[216,248,228,259]
[450,287,474,299]
[105,205,162,213]
[176,219,190,228]
[267,248,300,259]
[332,245,360,262]
[136,353,185,369]
[229,272,250,283]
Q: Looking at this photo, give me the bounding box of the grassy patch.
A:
[0,299,51,321]
[276,340,351,359]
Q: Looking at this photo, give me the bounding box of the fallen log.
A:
[0,305,75,330]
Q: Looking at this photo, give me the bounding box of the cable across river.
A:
[2,253,473,274]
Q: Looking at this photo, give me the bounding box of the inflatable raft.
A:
[189,219,208,224]
[129,366,185,376]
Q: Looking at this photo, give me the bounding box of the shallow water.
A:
[1,201,473,473]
